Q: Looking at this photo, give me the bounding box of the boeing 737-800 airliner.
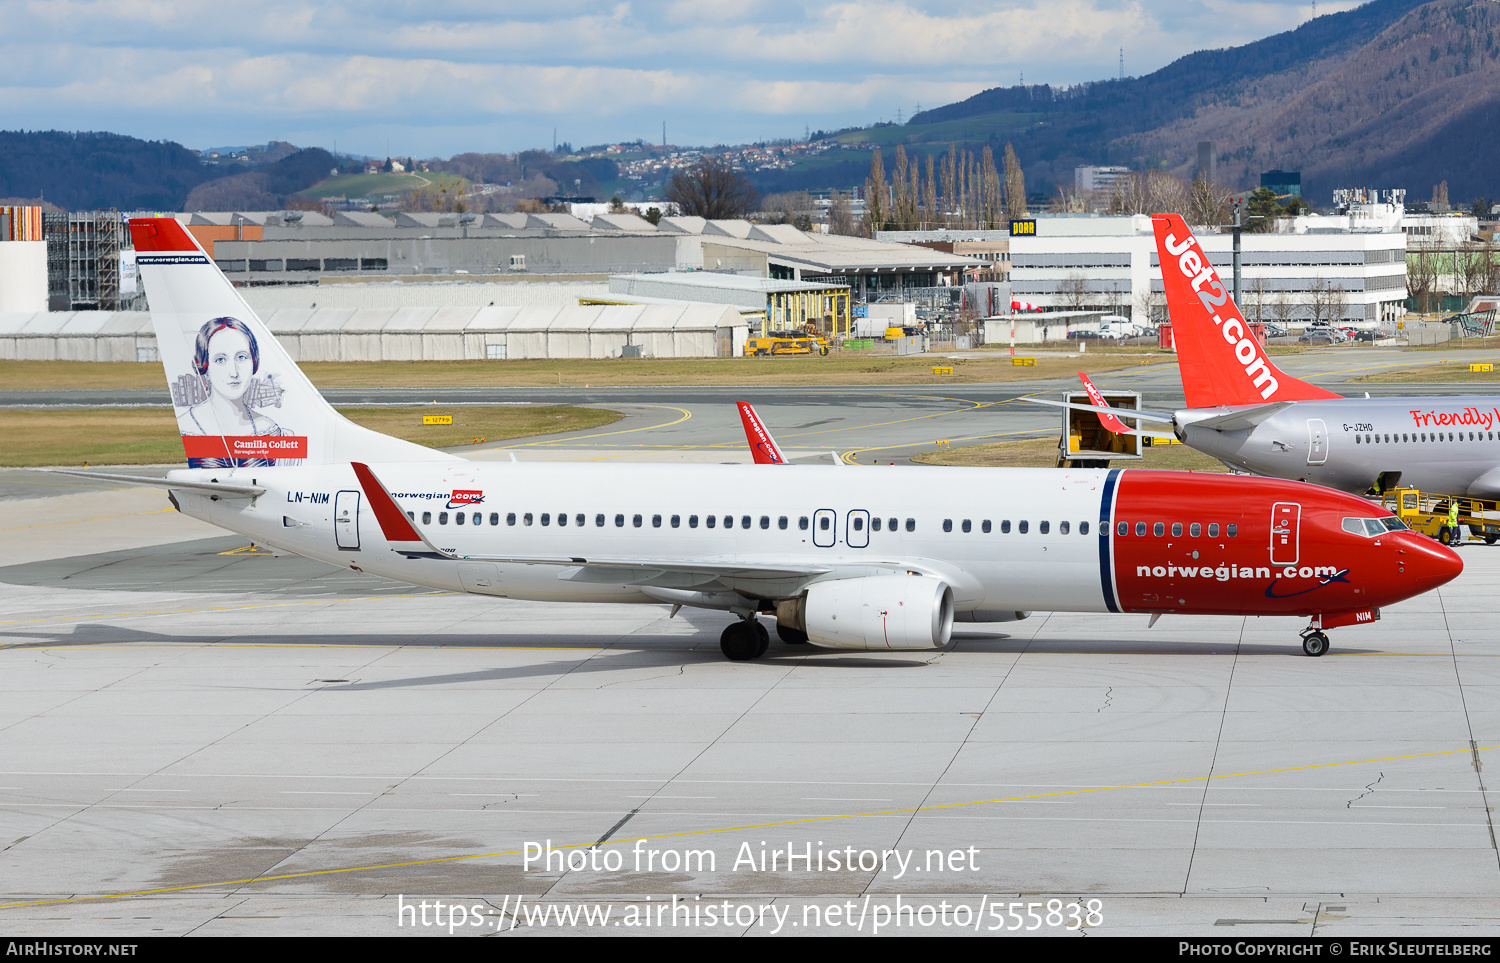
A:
[67,218,1461,660]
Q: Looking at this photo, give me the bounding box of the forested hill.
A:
[896,0,1500,202]
[0,131,209,210]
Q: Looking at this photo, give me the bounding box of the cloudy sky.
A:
[1,0,1348,157]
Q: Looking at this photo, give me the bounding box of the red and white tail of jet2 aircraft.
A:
[1043,214,1500,499]
[60,217,1462,660]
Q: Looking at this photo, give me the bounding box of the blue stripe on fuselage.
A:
[1098,469,1121,613]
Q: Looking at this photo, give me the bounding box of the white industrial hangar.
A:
[0,302,748,362]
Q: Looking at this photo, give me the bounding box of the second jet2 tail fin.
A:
[1150,213,1340,409]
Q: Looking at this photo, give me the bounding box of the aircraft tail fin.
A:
[736,401,787,464]
[129,218,456,468]
[1150,213,1340,410]
[1076,372,1132,435]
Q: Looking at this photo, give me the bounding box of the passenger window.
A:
[473,513,481,526]
[539,513,548,526]
[406,511,414,521]
[690,515,699,528]
[1227,524,1238,537]
[456,512,465,526]
[707,516,716,529]
[1153,522,1164,536]
[982,520,991,533]
[506,512,516,526]
[671,515,681,528]
[1189,523,1200,537]
[854,517,865,531]
[1001,520,1011,533]
[819,516,830,530]
[557,513,566,527]
[1059,521,1069,535]
[723,515,733,529]
[615,514,625,527]
[1136,522,1146,536]
[595,514,605,527]
[652,514,662,528]
[490,513,499,526]
[1118,521,1127,536]
[1080,521,1089,535]
[742,515,752,529]
[1039,520,1050,534]
[440,512,449,525]
[1171,522,1182,536]
[961,519,971,533]
[778,516,788,530]
[633,514,643,528]
[889,518,898,531]
[905,518,915,532]
[760,516,770,529]
[575,514,584,526]
[872,517,882,531]
[943,519,953,533]
[799,517,809,530]
[1018,520,1029,534]
[1208,523,1219,537]
[423,511,432,525]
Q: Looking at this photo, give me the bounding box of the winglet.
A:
[736,401,787,464]
[1150,213,1340,409]
[1076,373,1131,435]
[350,462,425,544]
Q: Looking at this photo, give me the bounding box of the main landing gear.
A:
[720,618,770,661]
[1300,628,1330,657]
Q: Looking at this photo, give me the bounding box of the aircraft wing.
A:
[351,461,831,587]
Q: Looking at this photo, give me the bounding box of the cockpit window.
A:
[1344,516,1408,537]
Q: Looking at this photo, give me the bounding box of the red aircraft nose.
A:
[1391,532,1463,597]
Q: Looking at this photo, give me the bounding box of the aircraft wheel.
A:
[752,620,770,657]
[720,621,763,661]
[1302,631,1330,658]
[1486,535,1498,545]
[777,624,809,645]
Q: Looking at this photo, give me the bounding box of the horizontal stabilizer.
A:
[1185,402,1295,432]
[50,469,265,497]
[1022,397,1175,424]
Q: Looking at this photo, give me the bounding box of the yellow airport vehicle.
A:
[744,331,830,357]
[1380,487,1500,545]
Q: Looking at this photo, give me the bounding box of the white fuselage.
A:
[172,461,1115,615]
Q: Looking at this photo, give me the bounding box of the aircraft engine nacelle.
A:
[801,576,955,650]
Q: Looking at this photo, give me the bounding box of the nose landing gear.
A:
[1300,627,1330,657]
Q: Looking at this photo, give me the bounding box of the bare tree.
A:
[664,158,760,219]
[1246,276,1268,324]
[1270,288,1297,327]
[863,149,886,235]
[1002,143,1026,219]
[1108,170,1191,217]
[1189,176,1229,228]
[827,190,857,236]
[1409,244,1441,315]
[1059,272,1091,311]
